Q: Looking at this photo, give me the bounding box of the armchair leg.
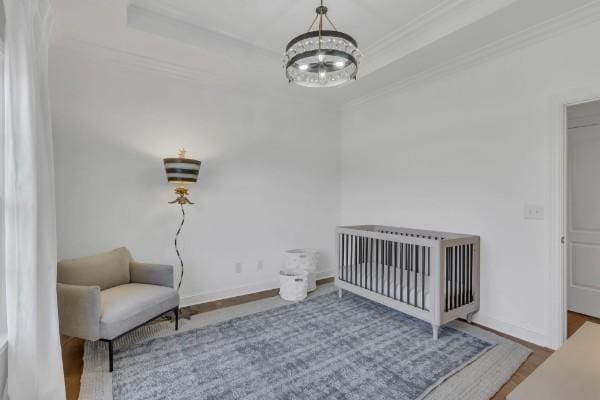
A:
[101,339,114,372]
[99,307,180,373]
[174,307,179,331]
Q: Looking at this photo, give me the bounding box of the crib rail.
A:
[338,232,433,311]
[336,225,480,330]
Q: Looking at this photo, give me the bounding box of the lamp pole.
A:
[163,148,201,291]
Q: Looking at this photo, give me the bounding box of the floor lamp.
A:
[163,149,201,291]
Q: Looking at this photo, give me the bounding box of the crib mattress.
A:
[340,264,469,311]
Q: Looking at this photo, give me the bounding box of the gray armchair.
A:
[56,247,179,372]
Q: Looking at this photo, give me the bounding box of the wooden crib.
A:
[335,225,480,339]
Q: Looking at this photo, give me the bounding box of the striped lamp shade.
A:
[163,157,201,185]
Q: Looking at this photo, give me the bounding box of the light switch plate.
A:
[524,204,544,220]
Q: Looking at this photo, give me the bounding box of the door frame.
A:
[550,87,600,349]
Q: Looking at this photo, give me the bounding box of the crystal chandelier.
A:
[283,0,361,88]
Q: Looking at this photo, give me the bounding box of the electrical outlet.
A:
[235,263,242,273]
[524,204,544,220]
[257,260,264,271]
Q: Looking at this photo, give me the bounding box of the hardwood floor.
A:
[61,287,595,400]
[61,335,85,400]
[487,327,553,399]
[566,311,600,337]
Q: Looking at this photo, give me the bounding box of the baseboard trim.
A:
[180,270,336,308]
[475,314,549,348]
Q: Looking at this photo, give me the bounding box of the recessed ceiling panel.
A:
[134,0,448,54]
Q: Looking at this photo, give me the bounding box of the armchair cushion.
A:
[99,283,179,340]
[57,247,131,290]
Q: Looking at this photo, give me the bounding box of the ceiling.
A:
[132,0,448,55]
[50,0,600,105]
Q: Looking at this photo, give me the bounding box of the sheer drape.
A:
[3,0,66,399]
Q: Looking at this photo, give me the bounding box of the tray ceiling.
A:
[50,0,600,104]
[133,0,448,55]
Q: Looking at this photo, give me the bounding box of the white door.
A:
[568,123,600,318]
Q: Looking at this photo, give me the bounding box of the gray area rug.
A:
[79,285,531,400]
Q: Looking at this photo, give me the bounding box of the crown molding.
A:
[50,37,338,107]
[51,37,229,84]
[127,2,280,58]
[360,0,518,77]
[128,1,281,56]
[346,1,600,108]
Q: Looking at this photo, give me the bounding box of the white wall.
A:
[50,45,340,305]
[340,20,600,347]
[50,9,600,348]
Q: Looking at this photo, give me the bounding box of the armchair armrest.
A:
[56,283,101,340]
[130,262,174,288]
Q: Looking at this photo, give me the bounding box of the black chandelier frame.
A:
[283,1,360,86]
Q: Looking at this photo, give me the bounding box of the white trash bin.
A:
[279,269,308,302]
[284,249,319,292]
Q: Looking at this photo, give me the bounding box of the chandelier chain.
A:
[324,14,337,31]
[306,0,338,33]
[306,14,318,32]
[318,0,323,51]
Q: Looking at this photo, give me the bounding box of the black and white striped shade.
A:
[163,157,201,185]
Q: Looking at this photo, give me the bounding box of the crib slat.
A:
[376,238,380,293]
[358,237,361,287]
[456,246,463,307]
[353,235,356,286]
[461,244,465,306]
[414,245,419,307]
[364,237,368,289]
[342,234,346,281]
[380,239,384,295]
[459,245,463,307]
[381,238,385,295]
[464,244,468,306]
[421,246,426,310]
[369,239,373,290]
[399,243,404,303]
[469,243,473,302]
[454,246,458,309]
[406,244,410,305]
[408,244,413,306]
[346,235,352,282]
[449,246,453,309]
[386,241,392,297]
[339,234,342,281]
[338,233,341,280]
[450,246,454,309]
[446,247,453,310]
[394,242,398,300]
[381,239,385,295]
[345,234,349,282]
[382,238,386,296]
[341,234,345,281]
[360,237,364,288]
[445,247,449,312]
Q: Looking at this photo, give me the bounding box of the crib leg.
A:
[338,288,343,298]
[466,312,474,324]
[432,324,439,340]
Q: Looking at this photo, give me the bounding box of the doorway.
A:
[565,101,600,335]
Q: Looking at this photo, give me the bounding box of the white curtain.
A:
[3,0,66,399]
